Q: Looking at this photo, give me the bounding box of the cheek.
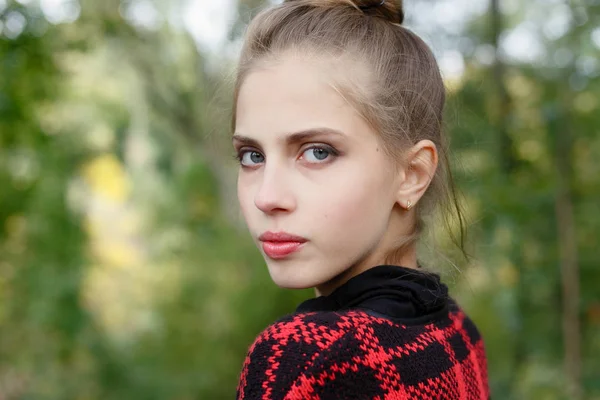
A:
[314,166,393,241]
[325,190,386,231]
[237,175,254,220]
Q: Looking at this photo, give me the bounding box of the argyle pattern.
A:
[237,308,489,399]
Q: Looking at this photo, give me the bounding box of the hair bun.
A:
[357,0,404,24]
[283,0,404,25]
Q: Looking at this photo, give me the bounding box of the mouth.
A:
[258,231,307,259]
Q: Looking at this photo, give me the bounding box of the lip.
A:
[259,231,308,243]
[258,231,307,259]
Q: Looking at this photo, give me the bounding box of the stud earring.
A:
[406,200,413,210]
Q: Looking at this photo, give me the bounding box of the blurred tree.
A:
[0,1,102,398]
[448,0,600,398]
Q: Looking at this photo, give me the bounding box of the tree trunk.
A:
[490,0,516,174]
[489,2,526,396]
[552,3,583,396]
[553,96,582,400]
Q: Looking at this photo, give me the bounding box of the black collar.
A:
[296,265,450,324]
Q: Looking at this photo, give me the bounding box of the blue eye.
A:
[301,146,334,163]
[239,150,264,166]
[236,145,338,168]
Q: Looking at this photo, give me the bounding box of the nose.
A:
[254,164,296,215]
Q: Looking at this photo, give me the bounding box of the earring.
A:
[406,200,413,210]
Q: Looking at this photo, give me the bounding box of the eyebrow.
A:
[232,127,346,148]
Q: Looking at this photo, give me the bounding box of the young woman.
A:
[231,0,489,398]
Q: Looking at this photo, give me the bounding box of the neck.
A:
[314,244,417,297]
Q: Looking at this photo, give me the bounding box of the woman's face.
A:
[234,56,408,295]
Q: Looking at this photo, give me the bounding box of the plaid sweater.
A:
[237,265,490,399]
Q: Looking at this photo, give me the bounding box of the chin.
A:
[265,260,324,290]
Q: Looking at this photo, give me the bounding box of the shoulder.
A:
[236,310,386,399]
[237,308,489,399]
[238,309,487,399]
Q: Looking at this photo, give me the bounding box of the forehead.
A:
[235,54,371,139]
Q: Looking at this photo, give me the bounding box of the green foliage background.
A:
[0,0,598,398]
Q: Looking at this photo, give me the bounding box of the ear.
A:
[395,140,438,210]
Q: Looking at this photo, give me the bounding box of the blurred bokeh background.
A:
[0,0,599,398]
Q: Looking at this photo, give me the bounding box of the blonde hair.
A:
[232,0,467,263]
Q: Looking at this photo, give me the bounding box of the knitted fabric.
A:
[236,266,489,399]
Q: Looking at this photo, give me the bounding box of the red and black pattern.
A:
[237,307,489,399]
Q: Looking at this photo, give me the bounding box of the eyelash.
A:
[234,144,340,167]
